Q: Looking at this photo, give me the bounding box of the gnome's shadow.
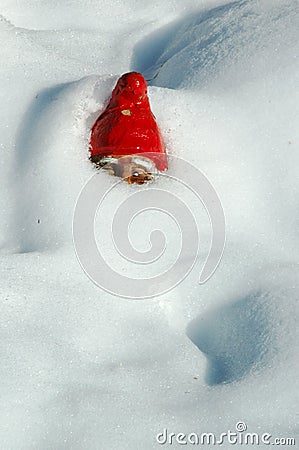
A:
[131,0,246,88]
[13,81,75,252]
[16,82,73,168]
[187,292,270,385]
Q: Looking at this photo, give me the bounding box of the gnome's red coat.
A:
[89,72,168,171]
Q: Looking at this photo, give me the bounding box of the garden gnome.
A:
[89,72,167,184]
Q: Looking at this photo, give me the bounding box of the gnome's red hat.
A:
[89,72,168,172]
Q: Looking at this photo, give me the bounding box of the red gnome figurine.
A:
[89,72,167,184]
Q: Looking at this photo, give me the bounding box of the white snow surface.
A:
[1,0,299,448]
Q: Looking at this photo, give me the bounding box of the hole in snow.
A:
[186,291,271,385]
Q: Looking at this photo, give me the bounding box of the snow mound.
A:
[133,0,298,90]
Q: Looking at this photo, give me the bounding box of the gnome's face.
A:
[113,72,148,107]
[100,155,157,185]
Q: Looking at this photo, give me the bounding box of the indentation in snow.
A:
[187,291,270,385]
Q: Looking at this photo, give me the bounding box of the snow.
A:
[1,0,299,448]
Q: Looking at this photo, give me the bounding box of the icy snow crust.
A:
[1,0,299,448]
